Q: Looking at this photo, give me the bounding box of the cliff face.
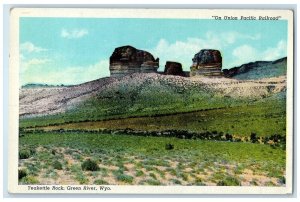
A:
[190,49,223,77]
[109,45,159,77]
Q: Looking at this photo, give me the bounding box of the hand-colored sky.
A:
[20,18,287,85]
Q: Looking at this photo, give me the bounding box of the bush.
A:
[171,179,182,185]
[278,176,286,184]
[145,179,161,185]
[149,173,157,179]
[116,174,134,183]
[94,179,109,185]
[20,176,39,184]
[250,132,258,143]
[52,160,63,170]
[29,148,36,155]
[19,150,30,159]
[18,169,27,180]
[195,178,205,186]
[165,143,174,150]
[81,159,99,171]
[51,149,57,155]
[217,176,241,186]
[225,134,233,141]
[135,170,144,177]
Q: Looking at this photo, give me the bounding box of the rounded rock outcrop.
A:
[190,49,223,77]
[109,45,159,77]
[164,61,185,76]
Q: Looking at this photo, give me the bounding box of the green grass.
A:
[115,174,134,184]
[94,179,109,185]
[22,98,286,138]
[19,132,285,186]
[19,149,31,159]
[141,179,161,185]
[135,170,144,177]
[52,160,63,170]
[22,132,285,164]
[19,176,39,184]
[217,176,241,186]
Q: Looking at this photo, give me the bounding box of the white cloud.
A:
[149,31,262,71]
[229,40,287,68]
[21,60,110,86]
[220,32,261,44]
[61,28,88,39]
[20,58,52,74]
[262,40,287,61]
[150,34,224,71]
[231,44,258,66]
[20,42,47,53]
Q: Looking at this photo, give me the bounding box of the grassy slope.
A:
[20,78,240,127]
[39,98,286,137]
[19,73,286,137]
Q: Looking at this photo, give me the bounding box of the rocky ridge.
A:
[223,57,287,80]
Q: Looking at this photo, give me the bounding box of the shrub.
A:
[171,179,182,185]
[116,174,134,183]
[135,170,144,177]
[278,176,286,184]
[94,179,109,185]
[20,176,39,184]
[51,149,57,155]
[18,169,27,180]
[225,134,233,141]
[217,176,241,186]
[145,179,161,185]
[149,172,157,179]
[19,150,30,159]
[52,160,63,170]
[165,143,174,150]
[75,172,89,184]
[217,181,226,186]
[195,178,205,186]
[29,148,36,155]
[81,159,99,171]
[250,132,258,143]
[27,164,40,176]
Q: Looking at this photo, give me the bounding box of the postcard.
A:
[8,8,294,194]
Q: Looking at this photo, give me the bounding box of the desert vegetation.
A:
[19,132,286,186]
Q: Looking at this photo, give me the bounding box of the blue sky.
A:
[20,18,287,85]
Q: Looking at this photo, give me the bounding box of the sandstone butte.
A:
[164,61,186,77]
[109,45,159,77]
[109,45,223,78]
[190,49,223,77]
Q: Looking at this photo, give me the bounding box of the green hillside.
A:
[20,75,264,128]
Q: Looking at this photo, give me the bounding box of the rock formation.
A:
[109,45,159,77]
[223,57,287,80]
[164,61,185,76]
[190,49,223,77]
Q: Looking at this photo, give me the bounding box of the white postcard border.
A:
[8,8,294,194]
